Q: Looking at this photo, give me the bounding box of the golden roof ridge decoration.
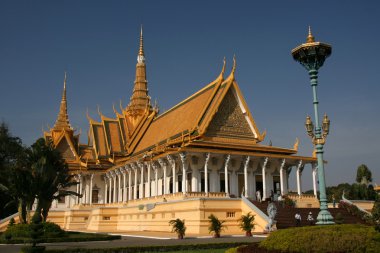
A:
[225,55,236,82]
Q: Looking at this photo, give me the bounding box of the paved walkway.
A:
[0,232,266,253]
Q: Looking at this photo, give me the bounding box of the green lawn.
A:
[151,249,227,253]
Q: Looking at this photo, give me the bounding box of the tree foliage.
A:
[29,138,78,222]
[208,214,226,238]
[372,199,380,232]
[356,164,372,184]
[168,218,186,239]
[0,122,78,223]
[238,212,255,236]
[0,122,29,221]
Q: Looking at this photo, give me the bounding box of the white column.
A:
[279,159,286,196]
[112,172,117,203]
[248,164,255,198]
[312,164,318,197]
[285,167,290,194]
[128,167,132,201]
[152,163,159,196]
[122,168,127,202]
[117,170,122,202]
[89,174,94,205]
[191,167,198,192]
[180,153,188,194]
[76,175,80,204]
[204,153,210,194]
[138,162,144,199]
[210,169,219,192]
[243,156,250,198]
[224,154,231,196]
[132,165,138,199]
[262,157,269,200]
[296,160,303,196]
[104,175,108,204]
[158,159,167,194]
[167,155,176,194]
[146,162,151,197]
[108,174,112,203]
[85,176,90,204]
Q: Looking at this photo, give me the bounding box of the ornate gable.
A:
[56,137,76,160]
[205,87,255,140]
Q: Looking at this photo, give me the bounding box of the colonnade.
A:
[73,152,319,205]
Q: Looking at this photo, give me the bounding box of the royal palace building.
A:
[40,29,319,234]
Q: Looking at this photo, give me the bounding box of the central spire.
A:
[138,25,145,61]
[127,26,151,115]
[53,72,72,131]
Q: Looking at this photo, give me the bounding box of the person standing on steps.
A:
[295,212,301,226]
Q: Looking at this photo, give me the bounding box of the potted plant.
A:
[238,212,255,236]
[208,214,226,238]
[169,218,186,239]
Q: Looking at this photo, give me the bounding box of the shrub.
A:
[283,197,294,207]
[3,223,31,238]
[8,217,15,227]
[42,222,65,238]
[168,219,186,239]
[225,246,239,253]
[208,214,226,238]
[334,212,344,224]
[238,212,255,236]
[259,224,380,253]
[373,200,380,233]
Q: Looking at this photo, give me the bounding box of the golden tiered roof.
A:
[45,29,317,172]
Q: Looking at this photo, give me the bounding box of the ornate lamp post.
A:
[291,27,334,225]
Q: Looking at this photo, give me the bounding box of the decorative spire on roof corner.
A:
[216,57,226,81]
[232,54,236,74]
[53,72,72,131]
[226,55,237,81]
[306,26,315,43]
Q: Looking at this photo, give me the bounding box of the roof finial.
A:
[53,72,72,131]
[216,57,226,81]
[225,55,237,82]
[307,26,315,43]
[62,71,67,101]
[139,25,144,57]
[232,54,236,74]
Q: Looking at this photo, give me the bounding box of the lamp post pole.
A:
[291,27,334,225]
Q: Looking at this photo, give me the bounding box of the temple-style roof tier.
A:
[44,30,316,173]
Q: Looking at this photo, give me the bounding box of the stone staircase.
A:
[250,200,366,229]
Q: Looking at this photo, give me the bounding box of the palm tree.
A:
[29,138,79,221]
[169,218,186,239]
[238,212,255,236]
[208,214,226,238]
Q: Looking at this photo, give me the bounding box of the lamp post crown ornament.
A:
[292,27,334,225]
[291,26,332,71]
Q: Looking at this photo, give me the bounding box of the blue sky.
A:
[0,1,379,190]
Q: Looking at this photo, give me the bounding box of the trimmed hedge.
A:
[0,223,120,244]
[45,242,253,253]
[259,224,380,253]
